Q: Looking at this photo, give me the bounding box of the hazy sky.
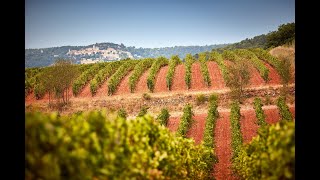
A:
[25,0,295,49]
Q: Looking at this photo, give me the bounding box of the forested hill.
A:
[25,43,228,68]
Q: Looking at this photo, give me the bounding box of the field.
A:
[25,48,295,179]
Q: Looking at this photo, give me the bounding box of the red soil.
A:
[224,60,266,87]
[264,108,280,124]
[264,62,281,85]
[135,69,150,93]
[240,109,259,144]
[289,106,295,119]
[213,112,238,180]
[114,71,133,95]
[171,64,187,91]
[94,80,108,97]
[167,117,180,133]
[186,114,207,145]
[154,66,169,92]
[78,83,92,98]
[190,63,207,90]
[207,61,226,89]
[248,66,265,87]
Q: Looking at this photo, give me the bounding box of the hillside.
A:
[25,43,228,67]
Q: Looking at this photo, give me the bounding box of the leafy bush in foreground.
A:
[233,121,295,180]
[26,110,215,179]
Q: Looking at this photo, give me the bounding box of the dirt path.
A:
[240,108,259,144]
[114,71,134,95]
[171,64,187,91]
[135,69,150,93]
[154,66,168,93]
[167,117,180,133]
[264,62,281,85]
[94,80,108,97]
[190,63,207,90]
[213,111,237,180]
[186,114,207,145]
[78,83,92,98]
[207,61,226,89]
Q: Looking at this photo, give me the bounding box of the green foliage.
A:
[209,51,229,81]
[147,57,169,92]
[195,94,207,105]
[184,54,195,89]
[233,121,295,180]
[72,63,104,96]
[90,61,122,96]
[249,48,281,71]
[166,55,182,90]
[137,106,149,117]
[198,52,211,87]
[142,93,151,100]
[108,60,138,95]
[230,101,243,161]
[253,98,267,126]
[266,22,295,48]
[234,49,269,81]
[129,58,154,93]
[26,110,216,179]
[225,59,251,102]
[176,104,194,138]
[34,82,46,99]
[156,108,170,126]
[25,67,43,96]
[203,94,219,149]
[277,96,293,121]
[117,108,127,119]
[222,50,241,62]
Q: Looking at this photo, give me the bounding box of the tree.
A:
[40,59,79,107]
[225,59,251,103]
[266,23,295,48]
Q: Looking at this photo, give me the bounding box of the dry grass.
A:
[269,46,295,79]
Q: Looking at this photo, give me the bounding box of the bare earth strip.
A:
[186,114,207,145]
[207,61,226,89]
[135,69,150,93]
[190,62,207,90]
[114,71,134,95]
[167,117,180,133]
[171,64,187,91]
[264,62,281,85]
[78,83,92,98]
[213,111,238,180]
[240,108,259,144]
[154,66,169,93]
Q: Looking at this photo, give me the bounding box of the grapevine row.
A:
[176,104,194,138]
[203,94,219,149]
[184,54,195,89]
[276,96,293,121]
[198,52,211,87]
[253,97,267,126]
[129,58,154,93]
[90,61,122,96]
[249,48,281,71]
[234,49,269,81]
[166,55,182,90]
[72,63,105,96]
[147,57,169,92]
[230,101,243,161]
[107,60,139,95]
[156,108,170,126]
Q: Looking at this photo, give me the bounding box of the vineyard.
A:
[26,48,295,179]
[25,48,290,102]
